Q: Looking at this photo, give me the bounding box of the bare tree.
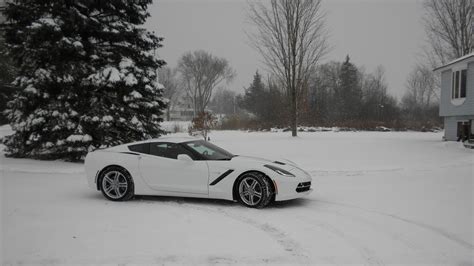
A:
[158,66,181,121]
[423,0,473,65]
[210,88,237,116]
[177,50,235,116]
[247,0,329,136]
[402,65,438,115]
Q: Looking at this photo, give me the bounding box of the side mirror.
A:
[177,154,193,162]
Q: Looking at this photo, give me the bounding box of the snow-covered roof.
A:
[433,52,474,72]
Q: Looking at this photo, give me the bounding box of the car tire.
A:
[99,166,134,201]
[236,172,273,208]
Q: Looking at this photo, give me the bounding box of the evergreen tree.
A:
[336,55,362,122]
[0,37,17,125]
[240,71,266,119]
[2,0,166,161]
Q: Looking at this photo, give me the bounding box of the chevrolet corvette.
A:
[84,137,312,208]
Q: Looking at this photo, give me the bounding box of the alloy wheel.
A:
[238,176,263,206]
[102,170,128,199]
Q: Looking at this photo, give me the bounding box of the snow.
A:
[1,126,473,265]
[72,41,83,48]
[38,18,59,28]
[130,90,142,99]
[156,82,165,90]
[101,116,113,122]
[102,67,121,83]
[124,73,138,86]
[119,58,134,69]
[31,117,45,126]
[24,84,37,94]
[66,134,92,143]
[34,68,51,81]
[130,116,141,125]
[29,18,60,31]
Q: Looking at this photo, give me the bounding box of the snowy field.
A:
[1,125,473,265]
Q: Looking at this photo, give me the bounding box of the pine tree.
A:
[240,71,266,119]
[2,0,166,161]
[0,37,17,125]
[336,55,362,122]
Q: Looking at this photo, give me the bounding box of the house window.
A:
[452,69,467,99]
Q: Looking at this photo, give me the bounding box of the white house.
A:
[434,53,474,144]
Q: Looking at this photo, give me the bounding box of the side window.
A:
[452,69,467,99]
[128,143,149,154]
[149,142,193,160]
[460,69,467,98]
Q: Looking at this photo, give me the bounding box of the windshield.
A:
[182,140,234,160]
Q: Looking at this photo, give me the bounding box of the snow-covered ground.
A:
[1,126,473,265]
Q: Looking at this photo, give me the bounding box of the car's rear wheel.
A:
[237,172,273,208]
[99,166,134,201]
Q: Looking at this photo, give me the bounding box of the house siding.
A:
[439,62,474,117]
[443,115,474,141]
[444,117,457,140]
[444,115,474,140]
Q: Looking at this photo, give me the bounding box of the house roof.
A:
[433,52,474,72]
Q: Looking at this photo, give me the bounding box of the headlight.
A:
[264,164,295,177]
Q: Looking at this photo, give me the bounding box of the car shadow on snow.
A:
[131,195,311,209]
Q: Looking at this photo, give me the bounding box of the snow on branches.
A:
[2,0,167,161]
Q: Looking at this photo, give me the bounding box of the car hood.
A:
[231,155,299,170]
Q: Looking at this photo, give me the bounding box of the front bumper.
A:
[273,174,313,201]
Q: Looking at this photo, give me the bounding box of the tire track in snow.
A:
[316,207,421,251]
[179,202,312,264]
[308,168,403,177]
[313,199,474,251]
[295,214,385,266]
[305,206,453,262]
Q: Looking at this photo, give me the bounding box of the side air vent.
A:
[209,169,234,186]
[296,182,311,193]
[273,161,286,165]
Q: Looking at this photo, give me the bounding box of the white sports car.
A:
[85,137,312,208]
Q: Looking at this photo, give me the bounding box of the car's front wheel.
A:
[99,166,134,201]
[237,172,273,208]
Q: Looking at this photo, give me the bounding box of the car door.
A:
[138,142,209,195]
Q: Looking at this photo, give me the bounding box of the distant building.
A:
[165,96,195,121]
[434,53,474,142]
[165,97,213,121]
[168,106,195,121]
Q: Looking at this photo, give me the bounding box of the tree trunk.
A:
[166,106,171,121]
[291,86,297,137]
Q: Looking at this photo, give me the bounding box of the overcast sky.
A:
[147,0,426,99]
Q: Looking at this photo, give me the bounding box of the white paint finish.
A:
[84,139,312,203]
[138,153,209,195]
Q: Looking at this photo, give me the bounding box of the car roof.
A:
[129,136,201,145]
